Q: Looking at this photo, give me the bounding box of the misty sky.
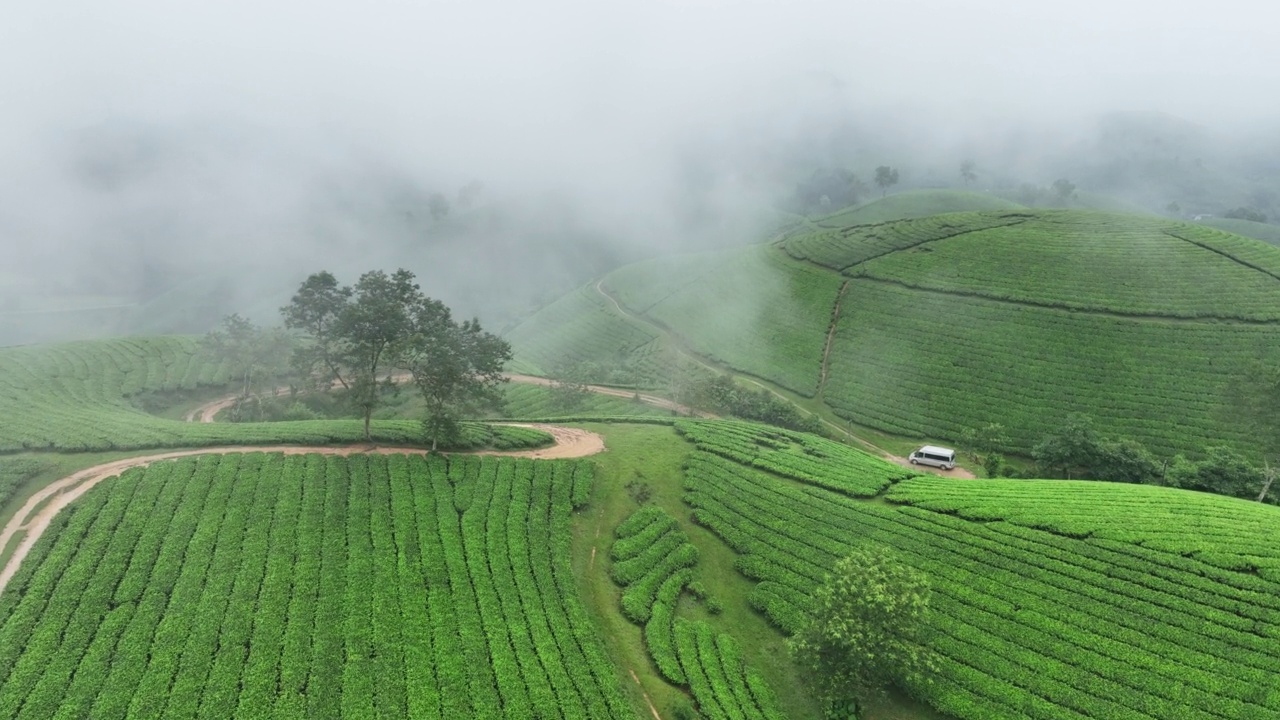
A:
[4,0,1276,163]
[2,0,1278,339]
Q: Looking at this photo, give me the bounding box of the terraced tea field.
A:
[0,338,547,453]
[509,209,1280,458]
[675,421,1280,720]
[0,453,628,719]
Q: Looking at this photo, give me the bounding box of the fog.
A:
[2,0,1278,344]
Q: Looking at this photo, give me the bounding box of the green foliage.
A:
[610,506,786,718]
[684,437,1280,719]
[687,373,823,432]
[0,337,545,452]
[676,420,914,497]
[405,308,511,451]
[1225,206,1268,223]
[874,166,900,197]
[789,546,936,716]
[200,314,292,411]
[1032,413,1164,484]
[1052,178,1077,201]
[958,422,1008,478]
[1166,446,1266,499]
[0,457,50,511]
[0,454,631,719]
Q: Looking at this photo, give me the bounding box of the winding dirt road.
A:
[0,423,603,597]
[185,373,707,423]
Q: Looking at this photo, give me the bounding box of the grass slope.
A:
[677,421,1280,720]
[1200,217,1280,247]
[0,337,548,452]
[603,245,842,397]
[0,453,632,719]
[512,209,1280,458]
[503,284,676,387]
[813,190,1026,228]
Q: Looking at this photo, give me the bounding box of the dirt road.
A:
[0,423,603,596]
[184,373,710,424]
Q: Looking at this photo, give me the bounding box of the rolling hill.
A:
[507,209,1280,458]
[0,337,548,453]
[2,334,1279,719]
[1199,217,1280,248]
[811,189,1026,228]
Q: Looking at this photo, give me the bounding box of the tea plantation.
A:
[508,209,1280,458]
[0,453,628,719]
[0,337,547,452]
[676,421,1280,720]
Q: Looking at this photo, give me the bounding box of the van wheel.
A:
[909,458,917,464]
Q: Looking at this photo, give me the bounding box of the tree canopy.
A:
[790,545,935,718]
[281,268,510,442]
[874,166,899,197]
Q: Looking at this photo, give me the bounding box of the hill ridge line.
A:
[852,275,1280,325]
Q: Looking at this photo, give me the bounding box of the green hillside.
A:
[0,337,547,452]
[4,326,1280,720]
[510,209,1280,458]
[676,420,1280,720]
[605,245,843,396]
[813,190,1026,228]
[1200,217,1280,247]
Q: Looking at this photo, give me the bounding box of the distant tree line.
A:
[962,413,1276,503]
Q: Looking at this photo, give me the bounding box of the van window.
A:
[924,453,948,462]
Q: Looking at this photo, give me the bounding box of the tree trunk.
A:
[431,434,438,452]
[1259,462,1276,503]
[364,408,372,442]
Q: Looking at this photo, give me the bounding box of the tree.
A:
[790,546,936,718]
[403,299,512,451]
[1052,178,1077,202]
[283,269,424,441]
[959,422,1008,477]
[338,270,422,441]
[1165,201,1181,217]
[1166,446,1264,498]
[428,192,451,221]
[874,166,899,197]
[201,314,291,408]
[959,160,977,186]
[549,361,594,413]
[281,271,353,391]
[1224,206,1267,223]
[1032,413,1102,479]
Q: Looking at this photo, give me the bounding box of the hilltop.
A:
[508,208,1280,458]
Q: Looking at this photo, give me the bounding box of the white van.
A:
[909,445,956,471]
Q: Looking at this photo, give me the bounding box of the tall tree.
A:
[959,160,977,185]
[339,269,422,441]
[280,271,353,390]
[403,300,511,450]
[790,546,936,718]
[874,166,899,197]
